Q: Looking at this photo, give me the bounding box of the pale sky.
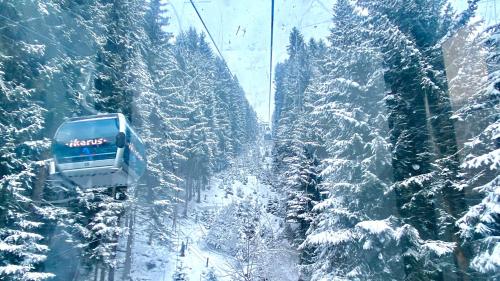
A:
[165,0,332,122]
[164,0,499,123]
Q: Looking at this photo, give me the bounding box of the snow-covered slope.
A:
[115,139,298,280]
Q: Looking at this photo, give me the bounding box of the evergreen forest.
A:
[0,0,498,281]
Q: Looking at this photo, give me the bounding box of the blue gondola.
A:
[50,113,146,189]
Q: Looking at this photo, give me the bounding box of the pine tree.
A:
[273,28,311,160]
[355,0,482,278]
[135,0,182,245]
[92,0,148,118]
[271,29,321,250]
[213,58,237,169]
[299,1,404,279]
[0,62,52,280]
[201,267,218,281]
[453,24,500,278]
[0,1,60,279]
[0,0,260,280]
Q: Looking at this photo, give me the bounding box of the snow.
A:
[24,272,56,281]
[334,77,362,89]
[462,148,500,170]
[0,265,26,275]
[37,2,50,15]
[458,174,500,237]
[355,220,393,235]
[422,241,456,257]
[4,231,44,243]
[395,172,433,189]
[115,140,298,280]
[0,241,22,252]
[471,240,500,273]
[304,229,352,246]
[20,42,46,56]
[320,158,349,176]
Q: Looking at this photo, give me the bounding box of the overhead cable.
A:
[268,0,275,123]
[188,0,233,77]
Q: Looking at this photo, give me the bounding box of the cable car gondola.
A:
[50,113,146,189]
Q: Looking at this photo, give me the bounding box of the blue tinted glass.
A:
[124,125,146,176]
[55,117,119,141]
[53,117,119,163]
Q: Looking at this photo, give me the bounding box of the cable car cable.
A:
[268,0,275,123]
[188,0,234,78]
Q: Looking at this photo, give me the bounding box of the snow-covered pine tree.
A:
[272,29,323,252]
[201,267,218,281]
[63,1,150,278]
[213,58,238,170]
[0,60,53,281]
[173,28,257,215]
[299,1,404,279]
[134,0,183,247]
[272,63,286,138]
[273,28,311,166]
[284,39,327,250]
[174,29,213,212]
[0,1,68,279]
[74,190,124,279]
[356,0,482,278]
[230,83,256,154]
[235,199,261,281]
[452,24,500,278]
[92,0,148,118]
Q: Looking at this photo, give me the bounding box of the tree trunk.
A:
[424,68,470,280]
[196,180,201,203]
[172,201,178,230]
[146,172,156,245]
[183,178,189,217]
[99,265,106,281]
[107,265,114,281]
[94,265,99,281]
[188,178,193,201]
[122,210,135,280]
[31,161,48,205]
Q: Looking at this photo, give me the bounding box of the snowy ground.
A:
[116,139,298,281]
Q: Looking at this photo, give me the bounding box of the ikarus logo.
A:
[66,138,106,147]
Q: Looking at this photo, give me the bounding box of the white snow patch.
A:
[422,240,455,256]
[356,220,393,235]
[20,42,46,56]
[462,148,500,170]
[0,265,25,275]
[24,272,56,281]
[471,241,500,273]
[304,229,352,246]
